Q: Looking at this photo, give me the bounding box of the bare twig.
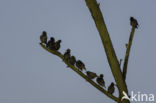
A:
[123,26,136,80]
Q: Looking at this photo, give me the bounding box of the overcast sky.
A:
[0,0,156,103]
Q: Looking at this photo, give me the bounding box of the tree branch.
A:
[85,0,129,101]
[123,26,136,80]
[40,43,119,102]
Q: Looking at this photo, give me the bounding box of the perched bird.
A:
[108,82,115,94]
[69,56,76,66]
[40,31,47,44]
[76,60,86,71]
[86,71,97,79]
[47,37,55,49]
[96,74,105,88]
[130,17,138,28]
[54,40,61,50]
[63,49,71,61]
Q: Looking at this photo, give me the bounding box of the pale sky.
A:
[0,0,156,103]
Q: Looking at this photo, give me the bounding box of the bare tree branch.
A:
[123,26,136,80]
[85,0,129,102]
[40,43,119,102]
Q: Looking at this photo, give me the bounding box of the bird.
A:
[69,56,76,66]
[96,74,105,88]
[108,82,115,94]
[86,71,97,79]
[130,17,138,29]
[47,37,55,50]
[76,60,86,71]
[63,49,71,61]
[54,40,61,50]
[40,31,47,44]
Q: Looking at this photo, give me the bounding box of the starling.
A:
[40,31,47,44]
[76,60,86,71]
[69,56,76,66]
[96,74,105,88]
[54,40,61,50]
[86,71,97,79]
[108,82,115,94]
[130,17,138,28]
[63,49,71,61]
[47,37,55,49]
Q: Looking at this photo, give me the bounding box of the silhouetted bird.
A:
[54,40,61,50]
[86,71,97,79]
[108,82,115,94]
[96,74,105,88]
[69,56,76,66]
[63,49,71,61]
[40,31,47,44]
[76,60,86,71]
[47,37,55,50]
[130,17,138,28]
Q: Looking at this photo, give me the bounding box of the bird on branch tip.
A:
[130,17,138,29]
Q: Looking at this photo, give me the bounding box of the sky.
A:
[0,0,156,103]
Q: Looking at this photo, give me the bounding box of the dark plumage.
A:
[54,40,61,50]
[40,31,47,44]
[108,82,115,94]
[130,17,138,28]
[76,60,86,71]
[96,74,105,88]
[47,37,55,50]
[69,56,76,66]
[63,49,71,61]
[86,71,97,79]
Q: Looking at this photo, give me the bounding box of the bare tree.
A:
[39,0,139,103]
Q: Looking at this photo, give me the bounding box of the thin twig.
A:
[123,26,136,80]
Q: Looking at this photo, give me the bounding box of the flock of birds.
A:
[40,31,115,95]
[39,17,138,95]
